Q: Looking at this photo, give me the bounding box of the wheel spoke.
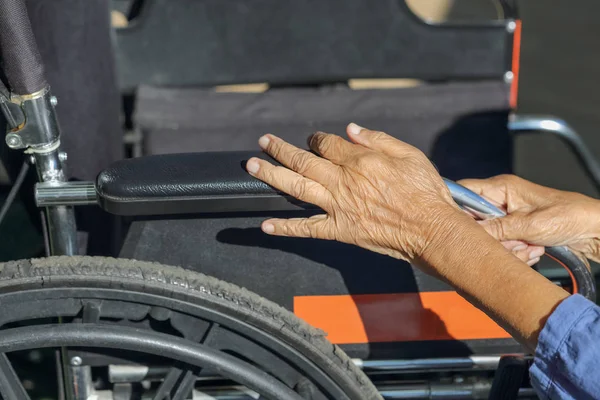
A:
[171,370,197,400]
[152,367,182,400]
[0,353,31,400]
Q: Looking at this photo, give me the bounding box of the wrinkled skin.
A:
[459,175,600,267]
[246,124,577,350]
[245,123,466,266]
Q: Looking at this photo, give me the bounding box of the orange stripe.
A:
[509,20,522,109]
[294,292,510,344]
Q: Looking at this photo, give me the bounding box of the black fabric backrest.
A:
[115,0,511,90]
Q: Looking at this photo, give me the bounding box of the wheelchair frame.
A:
[1,0,598,399]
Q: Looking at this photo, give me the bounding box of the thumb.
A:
[479,213,533,242]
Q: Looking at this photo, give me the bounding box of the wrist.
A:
[417,207,480,272]
[417,209,569,349]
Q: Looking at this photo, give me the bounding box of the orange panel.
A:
[294,292,511,344]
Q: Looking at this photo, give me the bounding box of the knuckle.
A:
[315,135,336,155]
[355,152,384,170]
[292,179,314,200]
[312,133,343,157]
[369,130,386,141]
[280,222,291,236]
[289,151,308,172]
[291,152,322,176]
[269,166,288,186]
[495,174,519,184]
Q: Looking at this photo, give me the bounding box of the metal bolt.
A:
[50,96,58,106]
[503,71,514,84]
[506,20,517,33]
[6,134,22,148]
[70,356,83,366]
[59,152,68,162]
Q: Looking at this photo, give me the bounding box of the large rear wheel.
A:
[0,256,381,400]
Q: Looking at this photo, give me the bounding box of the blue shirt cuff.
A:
[530,294,596,399]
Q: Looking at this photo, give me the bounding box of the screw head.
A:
[70,356,82,366]
[507,20,517,33]
[503,71,514,84]
[6,134,22,148]
[50,96,58,106]
[59,152,68,162]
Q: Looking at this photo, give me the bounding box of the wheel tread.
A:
[0,256,380,400]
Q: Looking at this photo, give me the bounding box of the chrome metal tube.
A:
[109,357,512,385]
[109,365,170,383]
[508,114,600,189]
[36,181,97,207]
[134,383,535,400]
[379,381,491,399]
[68,364,94,400]
[378,383,535,399]
[33,150,78,256]
[355,356,505,373]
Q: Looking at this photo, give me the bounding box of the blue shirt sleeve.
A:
[530,294,600,399]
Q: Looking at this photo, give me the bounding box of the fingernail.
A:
[513,245,527,252]
[527,257,541,267]
[348,123,364,135]
[246,159,260,174]
[259,135,271,149]
[529,247,545,259]
[262,222,275,234]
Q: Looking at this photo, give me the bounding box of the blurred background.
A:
[411,0,600,198]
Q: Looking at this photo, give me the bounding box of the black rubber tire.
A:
[0,256,381,400]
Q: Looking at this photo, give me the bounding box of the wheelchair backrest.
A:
[113,0,517,90]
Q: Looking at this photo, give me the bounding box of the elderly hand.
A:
[245,123,468,265]
[246,125,573,350]
[459,175,600,265]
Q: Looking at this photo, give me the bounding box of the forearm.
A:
[420,211,569,351]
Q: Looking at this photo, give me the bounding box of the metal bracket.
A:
[4,88,61,151]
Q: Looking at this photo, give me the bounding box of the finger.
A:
[527,246,545,260]
[457,178,508,209]
[259,134,337,184]
[478,213,534,242]
[346,123,417,157]
[527,257,541,267]
[459,175,537,213]
[261,214,333,239]
[502,240,529,262]
[246,158,332,210]
[308,132,364,165]
[502,240,528,251]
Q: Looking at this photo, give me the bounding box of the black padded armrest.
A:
[96,151,310,216]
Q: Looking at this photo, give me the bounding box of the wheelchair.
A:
[0,0,597,399]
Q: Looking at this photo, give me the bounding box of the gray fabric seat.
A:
[137,81,512,180]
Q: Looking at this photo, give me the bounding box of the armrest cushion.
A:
[96,151,309,215]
